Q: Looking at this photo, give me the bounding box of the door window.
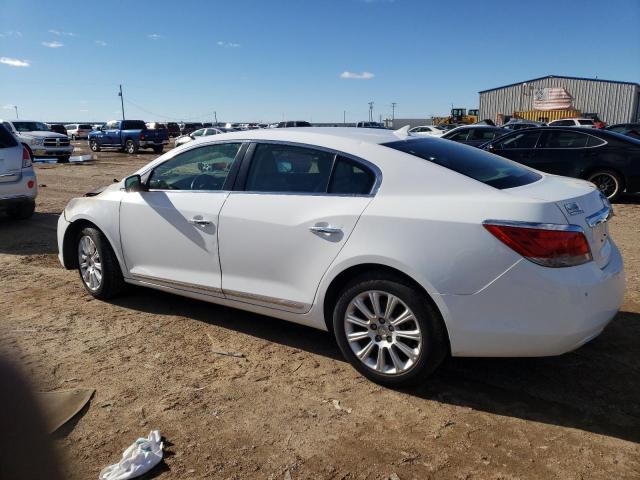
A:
[539,131,589,148]
[447,129,470,141]
[148,143,241,191]
[245,143,334,193]
[494,130,541,149]
[328,156,375,194]
[471,129,503,141]
[105,121,119,130]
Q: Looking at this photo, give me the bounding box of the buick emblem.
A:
[564,202,583,215]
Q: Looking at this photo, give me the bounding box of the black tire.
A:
[125,139,138,155]
[71,134,76,141]
[587,170,623,201]
[76,227,124,299]
[58,155,70,163]
[332,272,448,387]
[153,145,164,154]
[89,139,101,152]
[7,199,35,220]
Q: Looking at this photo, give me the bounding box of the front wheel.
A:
[89,139,101,152]
[332,273,448,387]
[71,134,76,141]
[76,227,124,299]
[587,170,623,201]
[125,139,138,154]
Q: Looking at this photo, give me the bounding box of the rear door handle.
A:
[309,225,342,235]
[189,217,212,226]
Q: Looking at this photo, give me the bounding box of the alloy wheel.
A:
[78,235,102,291]
[590,173,618,199]
[344,290,423,375]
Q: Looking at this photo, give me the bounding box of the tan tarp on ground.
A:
[36,388,95,433]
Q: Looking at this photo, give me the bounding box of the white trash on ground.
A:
[69,154,93,163]
[99,430,163,480]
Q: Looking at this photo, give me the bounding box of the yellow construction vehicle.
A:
[433,108,479,126]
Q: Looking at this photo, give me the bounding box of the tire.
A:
[76,227,124,299]
[58,155,70,163]
[7,199,35,220]
[332,272,448,387]
[125,139,138,155]
[587,169,623,201]
[153,145,164,154]
[89,139,101,152]
[71,134,76,141]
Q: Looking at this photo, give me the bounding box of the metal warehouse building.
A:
[479,75,640,125]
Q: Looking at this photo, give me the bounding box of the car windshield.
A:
[13,121,50,132]
[383,138,541,189]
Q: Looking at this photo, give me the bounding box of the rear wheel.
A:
[588,170,623,201]
[332,273,448,387]
[89,139,101,152]
[125,139,138,154]
[58,155,70,163]
[76,227,124,299]
[153,145,164,154]
[7,199,35,220]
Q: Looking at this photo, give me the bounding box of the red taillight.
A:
[483,222,592,267]
[22,146,32,168]
[27,180,34,189]
[140,133,145,140]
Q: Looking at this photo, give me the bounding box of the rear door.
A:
[0,124,22,183]
[489,129,542,167]
[218,142,377,313]
[535,130,590,176]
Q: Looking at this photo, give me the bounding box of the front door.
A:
[218,142,377,313]
[119,142,243,294]
[490,129,542,168]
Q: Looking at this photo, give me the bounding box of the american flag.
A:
[533,87,573,111]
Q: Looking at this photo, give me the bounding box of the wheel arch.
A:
[321,262,451,348]
[61,218,124,272]
[582,166,626,190]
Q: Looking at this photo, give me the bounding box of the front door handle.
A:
[189,217,212,226]
[309,225,342,235]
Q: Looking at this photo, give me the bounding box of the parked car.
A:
[92,124,103,131]
[166,122,181,138]
[482,127,640,200]
[274,121,312,128]
[408,126,444,137]
[180,123,203,135]
[356,121,385,129]
[146,122,168,131]
[174,127,224,147]
[437,124,460,131]
[548,118,595,128]
[502,120,546,131]
[88,120,169,154]
[2,119,73,162]
[48,124,68,136]
[441,125,509,147]
[65,123,93,140]
[0,123,37,219]
[606,123,640,140]
[57,128,623,386]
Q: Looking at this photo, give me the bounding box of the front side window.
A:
[192,129,205,137]
[446,129,470,141]
[106,121,119,129]
[471,129,503,141]
[148,143,241,191]
[245,143,334,193]
[540,131,589,148]
[494,130,541,149]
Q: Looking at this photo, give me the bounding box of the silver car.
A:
[0,123,37,219]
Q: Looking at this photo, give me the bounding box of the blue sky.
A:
[1,0,639,123]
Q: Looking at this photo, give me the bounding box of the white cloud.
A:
[147,33,162,40]
[48,29,75,36]
[0,57,30,67]
[80,109,89,112]
[0,30,23,38]
[340,71,375,80]
[95,40,107,47]
[42,41,64,48]
[217,41,240,48]
[3,104,17,109]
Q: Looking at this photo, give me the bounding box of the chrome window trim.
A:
[585,206,612,228]
[483,219,585,233]
[239,139,382,197]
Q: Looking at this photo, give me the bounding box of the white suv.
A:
[0,123,37,219]
[65,123,93,140]
[2,120,74,162]
[548,118,595,128]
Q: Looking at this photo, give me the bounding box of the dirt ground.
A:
[1,140,639,479]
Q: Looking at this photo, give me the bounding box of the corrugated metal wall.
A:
[479,77,640,125]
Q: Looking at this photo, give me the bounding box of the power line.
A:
[122,97,217,122]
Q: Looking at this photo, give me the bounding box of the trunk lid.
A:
[505,175,612,269]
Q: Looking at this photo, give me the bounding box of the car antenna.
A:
[393,125,411,139]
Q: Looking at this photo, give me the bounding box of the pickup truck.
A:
[88,120,169,154]
[2,119,74,162]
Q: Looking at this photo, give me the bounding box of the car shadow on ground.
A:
[111,287,640,444]
[616,193,640,205]
[0,212,59,255]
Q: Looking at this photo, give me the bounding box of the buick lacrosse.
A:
[57,128,624,386]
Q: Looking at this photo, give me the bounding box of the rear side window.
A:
[122,120,146,130]
[540,131,589,148]
[245,144,334,193]
[578,120,594,126]
[587,135,606,147]
[328,156,375,194]
[0,124,18,148]
[494,130,541,149]
[472,129,503,141]
[550,120,574,126]
[383,138,541,189]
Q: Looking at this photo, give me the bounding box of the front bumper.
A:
[441,242,625,357]
[31,146,74,158]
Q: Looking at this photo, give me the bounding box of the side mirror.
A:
[124,174,147,193]
[486,143,495,151]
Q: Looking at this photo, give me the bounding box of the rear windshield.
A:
[122,120,146,130]
[383,138,541,189]
[0,124,18,148]
[79,124,92,129]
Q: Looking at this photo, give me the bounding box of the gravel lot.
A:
[1,140,639,479]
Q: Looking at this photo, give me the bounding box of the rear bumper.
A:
[441,243,625,357]
[140,140,168,147]
[0,169,38,205]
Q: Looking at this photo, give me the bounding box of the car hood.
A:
[19,131,68,139]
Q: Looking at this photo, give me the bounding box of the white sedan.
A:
[408,125,444,137]
[174,127,224,147]
[57,128,624,386]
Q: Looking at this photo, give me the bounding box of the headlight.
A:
[31,138,44,146]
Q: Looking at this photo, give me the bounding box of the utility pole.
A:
[118,84,125,120]
[343,110,346,125]
[13,105,19,119]
[214,111,218,125]
[368,101,374,122]
[391,102,397,121]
